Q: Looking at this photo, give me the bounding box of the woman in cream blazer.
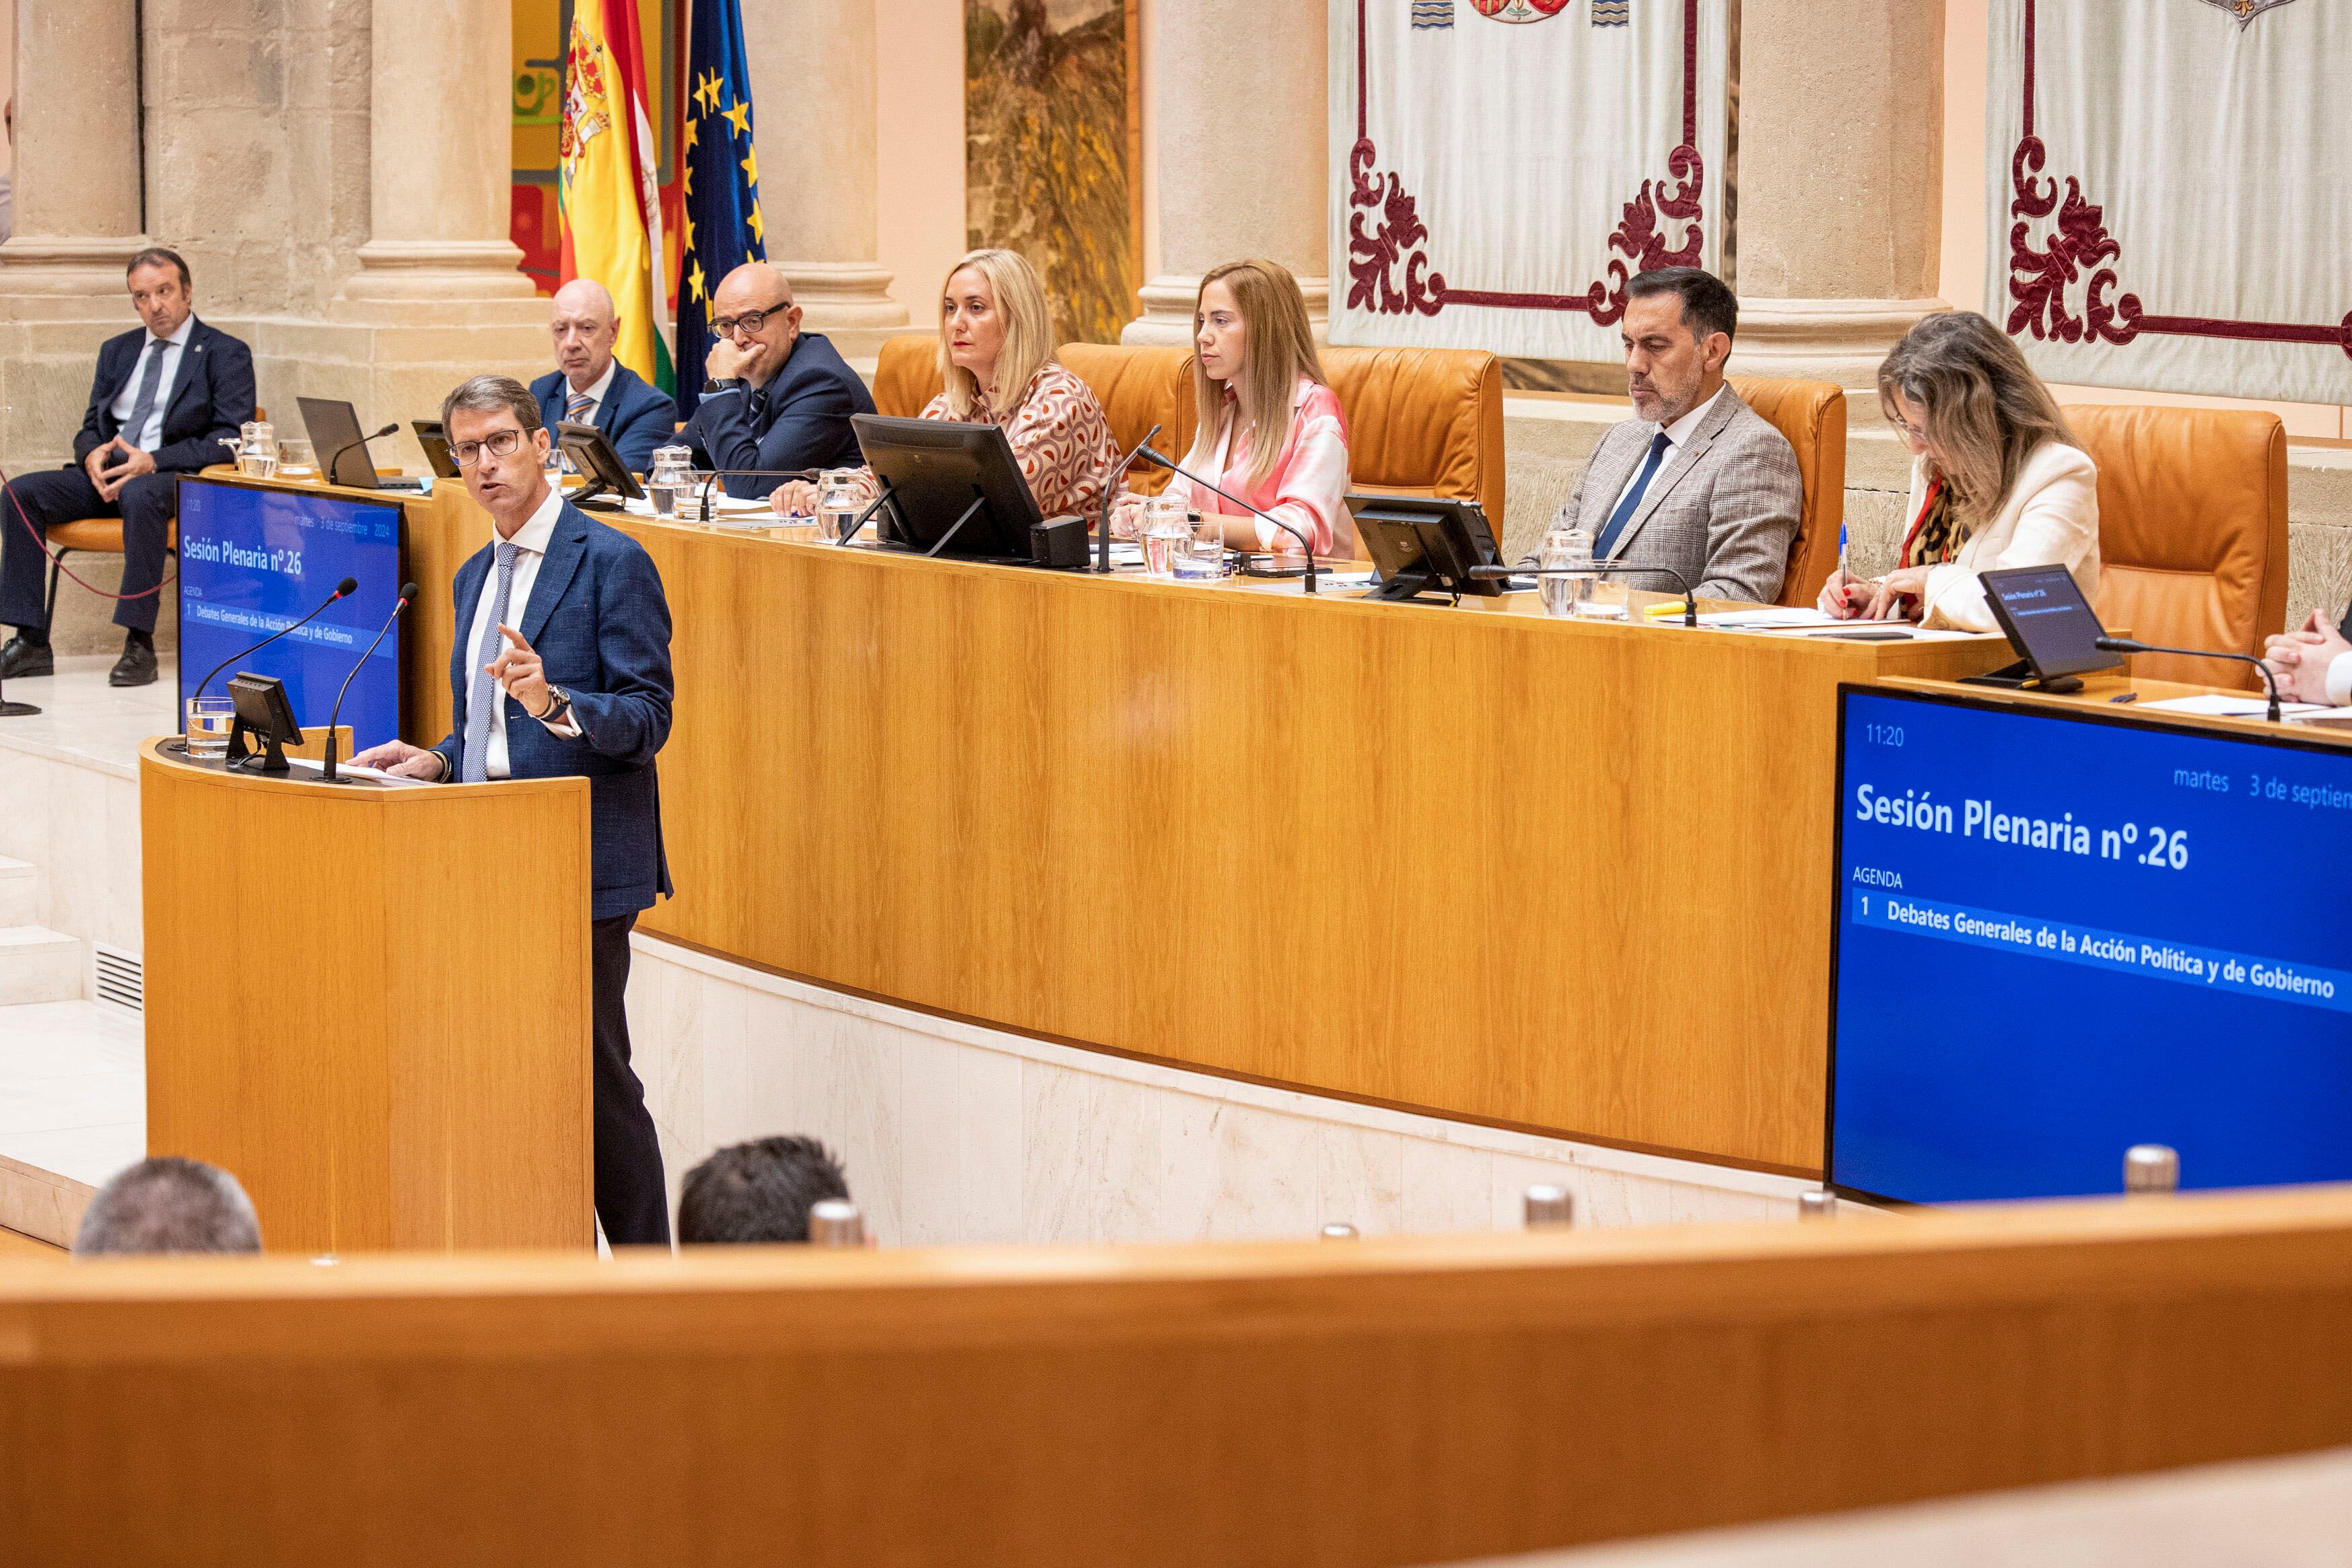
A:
[1819,312,2099,633]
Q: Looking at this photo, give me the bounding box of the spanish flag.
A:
[557,0,673,391]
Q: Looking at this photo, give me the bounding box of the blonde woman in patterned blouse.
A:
[769,248,1119,521]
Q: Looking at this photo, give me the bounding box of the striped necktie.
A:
[459,542,520,784]
[567,389,594,425]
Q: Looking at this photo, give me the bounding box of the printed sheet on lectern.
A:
[1989,0,2352,406]
[1328,0,1732,363]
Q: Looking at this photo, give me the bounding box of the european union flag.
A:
[675,0,767,416]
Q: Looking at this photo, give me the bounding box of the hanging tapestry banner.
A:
[1989,0,2352,405]
[1329,0,1731,363]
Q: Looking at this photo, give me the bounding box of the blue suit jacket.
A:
[430,500,675,921]
[532,363,679,476]
[681,331,874,497]
[74,316,256,473]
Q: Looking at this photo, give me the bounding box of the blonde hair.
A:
[1188,260,1328,492]
[936,248,1057,420]
[1877,311,2078,535]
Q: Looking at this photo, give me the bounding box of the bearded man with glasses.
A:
[677,261,874,498]
[353,373,677,1248]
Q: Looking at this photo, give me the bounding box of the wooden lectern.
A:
[137,742,595,1252]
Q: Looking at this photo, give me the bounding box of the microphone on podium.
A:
[1134,443,1322,595]
[326,423,399,488]
[177,576,359,748]
[2094,635,2284,721]
[320,581,419,784]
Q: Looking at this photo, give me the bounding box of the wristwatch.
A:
[538,686,574,727]
[704,378,746,395]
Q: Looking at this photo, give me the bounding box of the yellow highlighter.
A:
[1641,600,1695,620]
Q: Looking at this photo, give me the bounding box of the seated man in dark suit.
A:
[678,261,874,498]
[352,374,675,1246]
[530,277,679,475]
[0,246,255,686]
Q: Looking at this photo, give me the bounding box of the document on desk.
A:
[2140,694,2332,719]
[281,757,433,787]
[1699,608,1840,630]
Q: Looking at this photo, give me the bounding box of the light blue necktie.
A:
[1595,430,1673,559]
[458,542,520,783]
[121,338,168,451]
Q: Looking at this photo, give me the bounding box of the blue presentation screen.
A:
[176,482,405,748]
[1830,687,2352,1204]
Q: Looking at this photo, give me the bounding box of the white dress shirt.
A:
[1605,383,1727,521]
[106,315,195,452]
[2326,652,2352,706]
[456,485,580,780]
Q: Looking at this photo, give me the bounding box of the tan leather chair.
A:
[2067,404,2289,688]
[1058,342,1193,498]
[1321,345,1506,529]
[872,334,942,419]
[1726,376,1846,609]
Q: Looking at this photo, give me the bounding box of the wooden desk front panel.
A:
[7,1188,2352,1566]
[139,748,594,1252]
[622,528,2002,1172]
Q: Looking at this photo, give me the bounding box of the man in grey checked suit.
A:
[1556,267,1801,603]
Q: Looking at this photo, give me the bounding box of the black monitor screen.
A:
[1982,565,2120,680]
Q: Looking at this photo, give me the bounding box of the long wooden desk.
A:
[602,524,2009,1174]
[9,1184,2352,1565]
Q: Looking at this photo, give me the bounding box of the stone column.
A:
[0,0,149,302]
[1123,0,1328,345]
[740,0,907,360]
[1724,0,1949,390]
[344,0,536,306]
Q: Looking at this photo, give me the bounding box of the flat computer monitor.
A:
[410,419,462,479]
[554,420,646,508]
[1348,495,1507,600]
[850,413,1043,561]
[1829,684,2352,1204]
[1962,564,2123,693]
[296,396,423,491]
[177,478,406,751]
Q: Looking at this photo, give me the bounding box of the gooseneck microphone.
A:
[2096,635,2285,721]
[1466,560,1701,626]
[179,576,359,744]
[1093,423,1163,575]
[1136,443,1321,595]
[319,581,417,783]
[326,423,399,487]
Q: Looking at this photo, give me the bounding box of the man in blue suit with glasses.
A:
[353,373,675,1247]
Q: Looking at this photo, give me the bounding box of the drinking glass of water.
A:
[1142,496,1189,579]
[185,696,235,760]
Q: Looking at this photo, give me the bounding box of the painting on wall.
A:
[964,0,1142,347]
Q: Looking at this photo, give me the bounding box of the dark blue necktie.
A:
[1595,430,1672,559]
[122,338,169,450]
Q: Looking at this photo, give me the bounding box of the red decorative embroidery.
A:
[2007,0,2350,362]
[1346,139,1445,316]
[1347,0,1706,322]
[2004,135,2136,346]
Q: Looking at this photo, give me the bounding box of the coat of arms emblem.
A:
[2197,0,2301,26]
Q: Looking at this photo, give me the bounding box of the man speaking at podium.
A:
[353,374,675,1248]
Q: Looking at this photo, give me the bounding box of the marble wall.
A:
[624,935,1814,1249]
[0,723,147,978]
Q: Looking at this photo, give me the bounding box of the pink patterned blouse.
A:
[1163,379,1352,557]
[845,361,1121,520]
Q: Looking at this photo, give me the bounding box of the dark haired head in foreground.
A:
[74,1156,263,1256]
[678,1136,851,1244]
